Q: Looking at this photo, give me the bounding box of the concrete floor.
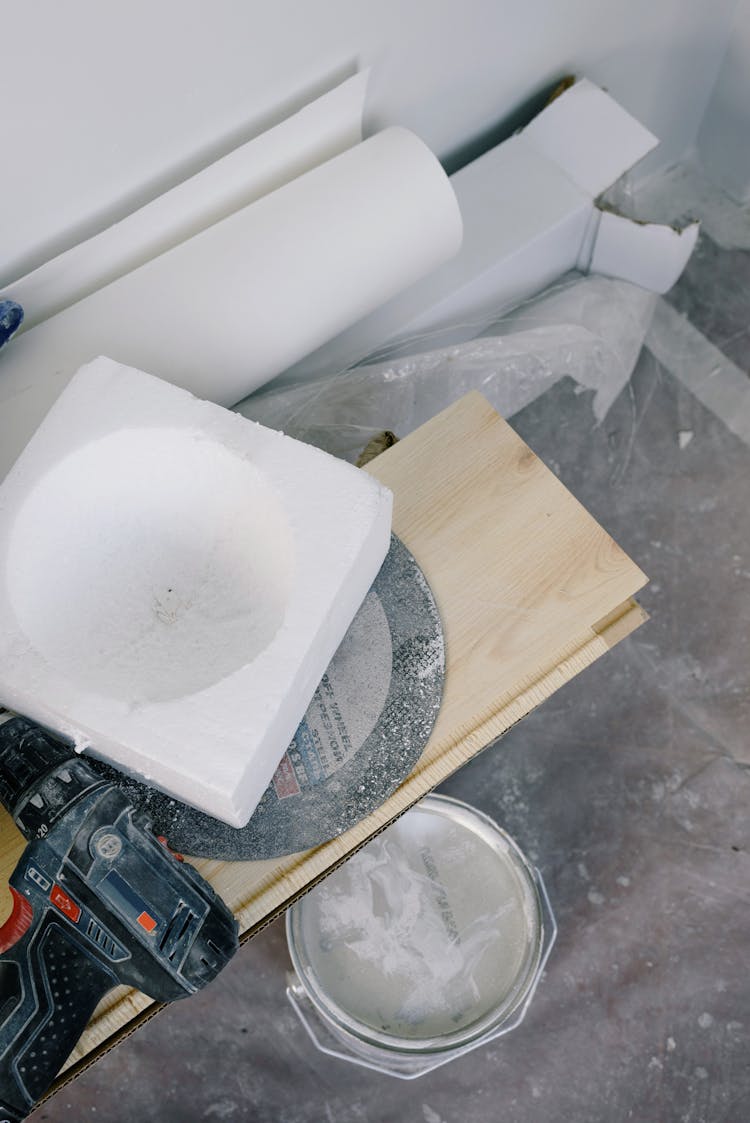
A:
[30,232,750,1122]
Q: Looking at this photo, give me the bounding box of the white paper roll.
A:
[0,126,462,478]
[2,71,369,328]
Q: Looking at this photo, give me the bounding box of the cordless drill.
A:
[0,712,239,1122]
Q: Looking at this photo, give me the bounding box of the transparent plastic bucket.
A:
[286,794,556,1078]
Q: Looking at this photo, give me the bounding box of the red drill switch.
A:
[0,888,33,953]
[50,884,81,924]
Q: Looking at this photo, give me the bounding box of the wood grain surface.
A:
[6,391,646,1091]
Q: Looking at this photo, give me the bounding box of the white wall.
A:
[1,0,738,284]
[697,0,750,202]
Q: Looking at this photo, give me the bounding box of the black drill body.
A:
[0,714,239,1122]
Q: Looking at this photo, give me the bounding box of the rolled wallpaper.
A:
[0,73,462,481]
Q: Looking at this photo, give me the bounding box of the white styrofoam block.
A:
[0,357,393,827]
[589,211,701,294]
[522,78,659,198]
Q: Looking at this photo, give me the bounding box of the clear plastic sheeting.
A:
[236,273,656,462]
[603,152,750,252]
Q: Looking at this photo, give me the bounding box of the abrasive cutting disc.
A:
[89,535,444,860]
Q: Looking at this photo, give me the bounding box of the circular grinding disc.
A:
[88,535,444,860]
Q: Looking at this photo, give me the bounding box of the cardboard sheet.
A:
[587,210,700,294]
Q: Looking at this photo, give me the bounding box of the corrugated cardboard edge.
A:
[46,593,646,1101]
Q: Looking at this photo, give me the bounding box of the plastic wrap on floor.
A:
[237,274,655,461]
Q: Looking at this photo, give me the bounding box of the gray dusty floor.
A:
[667,235,750,373]
[30,233,750,1123]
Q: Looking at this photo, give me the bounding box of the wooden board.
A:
[1,391,647,1094]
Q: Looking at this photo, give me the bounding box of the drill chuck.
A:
[0,715,73,820]
[0,715,108,841]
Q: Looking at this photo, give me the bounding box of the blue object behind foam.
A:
[0,301,23,350]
